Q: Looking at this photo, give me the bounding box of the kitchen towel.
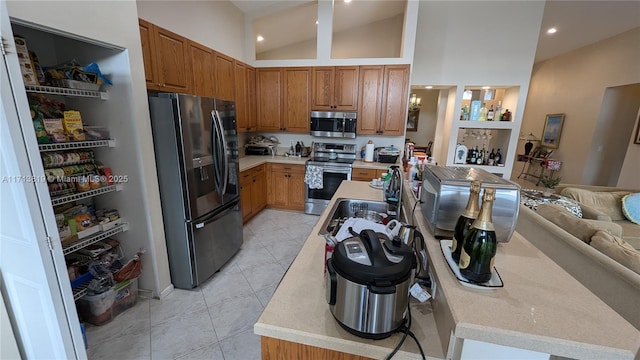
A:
[304,165,323,189]
[365,142,375,162]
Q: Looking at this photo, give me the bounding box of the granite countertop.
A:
[239,156,397,172]
[254,181,640,359]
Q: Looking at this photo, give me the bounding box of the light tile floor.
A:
[86,209,320,359]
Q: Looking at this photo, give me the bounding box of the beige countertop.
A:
[239,156,397,173]
[254,180,640,359]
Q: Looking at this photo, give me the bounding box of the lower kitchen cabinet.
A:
[261,337,373,360]
[240,165,267,223]
[351,168,386,182]
[267,163,305,211]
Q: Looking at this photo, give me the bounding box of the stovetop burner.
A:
[310,142,357,165]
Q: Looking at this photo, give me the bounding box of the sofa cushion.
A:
[616,221,640,250]
[590,230,640,275]
[536,204,609,244]
[583,219,623,238]
[621,193,640,225]
[560,188,630,221]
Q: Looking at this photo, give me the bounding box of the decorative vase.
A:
[524,141,533,155]
[543,188,553,197]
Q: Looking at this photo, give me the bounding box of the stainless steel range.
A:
[304,142,357,215]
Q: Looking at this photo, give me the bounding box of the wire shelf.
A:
[25,84,105,98]
[51,185,118,206]
[62,223,128,255]
[38,140,114,152]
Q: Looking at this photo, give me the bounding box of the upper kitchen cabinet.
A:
[283,67,312,133]
[311,66,359,111]
[256,68,283,132]
[257,67,310,133]
[214,52,235,101]
[189,40,215,98]
[139,20,192,93]
[139,19,158,89]
[357,64,410,135]
[235,61,257,132]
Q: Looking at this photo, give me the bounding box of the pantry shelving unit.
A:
[26,69,129,303]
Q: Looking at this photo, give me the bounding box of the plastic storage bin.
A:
[77,288,115,326]
[112,277,138,318]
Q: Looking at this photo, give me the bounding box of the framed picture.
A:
[407,108,419,132]
[541,113,565,148]
[454,144,468,164]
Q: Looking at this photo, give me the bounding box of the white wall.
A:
[137,0,246,60]
[618,107,640,189]
[406,89,438,146]
[518,27,640,186]
[7,0,172,296]
[411,1,545,178]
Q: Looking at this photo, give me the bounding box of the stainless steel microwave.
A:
[310,111,357,138]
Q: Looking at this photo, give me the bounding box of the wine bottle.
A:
[479,103,488,121]
[487,104,495,121]
[451,180,481,262]
[459,187,497,283]
[488,148,495,166]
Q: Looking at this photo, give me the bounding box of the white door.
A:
[0,1,86,358]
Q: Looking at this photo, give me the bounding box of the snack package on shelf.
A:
[63,110,85,141]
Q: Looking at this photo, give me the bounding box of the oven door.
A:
[304,164,351,215]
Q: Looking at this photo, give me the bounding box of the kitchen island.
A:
[254,181,640,359]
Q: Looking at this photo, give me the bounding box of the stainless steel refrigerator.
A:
[148,93,243,289]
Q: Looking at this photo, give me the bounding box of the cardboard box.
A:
[14,36,37,85]
[63,111,85,141]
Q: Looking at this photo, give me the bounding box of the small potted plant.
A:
[539,175,561,197]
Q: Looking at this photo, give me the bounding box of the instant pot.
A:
[326,229,416,339]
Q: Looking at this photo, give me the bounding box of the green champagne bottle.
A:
[459,187,497,283]
[451,180,481,262]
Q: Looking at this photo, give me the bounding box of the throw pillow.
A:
[590,230,640,275]
[621,193,640,225]
[536,204,598,244]
[560,188,629,221]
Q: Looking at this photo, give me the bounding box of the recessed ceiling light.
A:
[547,27,557,34]
[344,0,352,3]
[482,86,490,89]
[425,86,433,89]
[316,20,318,25]
[257,35,264,42]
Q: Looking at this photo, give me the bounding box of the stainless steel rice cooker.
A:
[326,229,416,339]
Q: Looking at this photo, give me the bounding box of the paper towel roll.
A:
[365,142,375,162]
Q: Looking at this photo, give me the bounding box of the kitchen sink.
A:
[318,198,390,235]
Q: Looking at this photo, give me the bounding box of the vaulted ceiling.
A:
[229,0,639,63]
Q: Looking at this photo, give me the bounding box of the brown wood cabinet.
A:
[257,67,310,133]
[139,19,158,89]
[261,336,373,360]
[240,165,267,223]
[267,163,305,211]
[357,64,410,135]
[256,68,283,132]
[140,20,192,93]
[350,168,387,182]
[235,61,258,132]
[283,67,312,133]
[312,66,359,111]
[214,52,235,101]
[188,41,215,98]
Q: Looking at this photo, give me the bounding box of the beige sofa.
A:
[517,184,640,329]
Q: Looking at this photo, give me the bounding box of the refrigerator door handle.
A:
[210,110,223,194]
[214,110,229,196]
